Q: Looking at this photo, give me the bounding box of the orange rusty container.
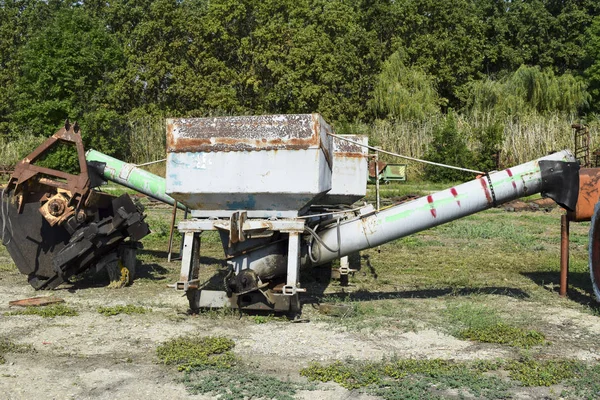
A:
[567,168,600,222]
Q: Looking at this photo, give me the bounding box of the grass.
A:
[505,357,579,386]
[301,358,510,399]
[0,263,15,272]
[460,323,546,348]
[445,303,547,347]
[5,304,78,318]
[156,335,236,371]
[157,335,312,399]
[97,304,149,316]
[301,357,600,399]
[0,337,32,364]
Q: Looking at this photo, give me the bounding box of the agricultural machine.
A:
[0,114,588,312]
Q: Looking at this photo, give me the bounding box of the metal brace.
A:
[229,211,247,246]
[338,256,357,275]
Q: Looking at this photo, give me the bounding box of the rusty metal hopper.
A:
[166,114,334,218]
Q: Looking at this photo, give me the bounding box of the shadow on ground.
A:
[522,270,600,310]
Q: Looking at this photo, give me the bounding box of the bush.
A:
[424,112,475,182]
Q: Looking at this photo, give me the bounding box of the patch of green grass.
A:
[159,335,312,399]
[460,323,546,348]
[0,263,15,272]
[445,303,546,347]
[250,315,281,324]
[156,335,236,371]
[397,236,427,248]
[439,219,535,247]
[506,357,579,386]
[562,363,600,399]
[5,304,78,318]
[0,337,32,364]
[184,368,309,400]
[301,358,510,399]
[97,304,149,316]
[445,302,502,330]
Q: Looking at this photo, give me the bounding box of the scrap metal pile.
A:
[0,121,149,289]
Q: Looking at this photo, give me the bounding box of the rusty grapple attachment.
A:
[0,121,150,289]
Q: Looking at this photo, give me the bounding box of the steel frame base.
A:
[175,216,305,311]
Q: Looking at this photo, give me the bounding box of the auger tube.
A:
[85,149,185,210]
[309,150,579,266]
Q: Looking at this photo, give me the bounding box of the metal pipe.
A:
[85,149,185,209]
[311,150,578,265]
[560,214,569,297]
[375,149,380,211]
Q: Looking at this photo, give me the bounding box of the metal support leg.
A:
[283,232,305,295]
[177,231,200,291]
[167,202,178,262]
[560,214,569,297]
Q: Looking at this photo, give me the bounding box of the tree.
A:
[584,15,600,112]
[464,65,589,116]
[369,51,441,122]
[390,0,487,107]
[10,6,127,157]
[424,112,474,182]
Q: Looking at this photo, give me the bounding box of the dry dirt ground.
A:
[1,261,600,400]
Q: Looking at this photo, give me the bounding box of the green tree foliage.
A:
[0,0,597,164]
[9,6,126,155]
[391,0,487,106]
[369,51,441,122]
[424,112,475,182]
[464,65,589,117]
[585,15,600,112]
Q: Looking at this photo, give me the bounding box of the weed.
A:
[0,263,15,272]
[156,335,236,371]
[0,337,32,364]
[184,368,308,400]
[562,363,600,399]
[5,304,78,318]
[444,303,546,347]
[250,315,280,324]
[97,304,149,316]
[506,357,580,386]
[301,358,510,399]
[159,335,311,399]
[460,323,546,348]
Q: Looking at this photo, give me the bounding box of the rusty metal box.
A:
[319,135,368,205]
[166,114,333,217]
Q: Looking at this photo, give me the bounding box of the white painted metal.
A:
[283,231,302,296]
[311,150,577,265]
[166,114,334,217]
[177,232,200,290]
[319,135,369,205]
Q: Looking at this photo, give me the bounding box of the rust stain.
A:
[480,178,493,205]
[568,168,600,222]
[335,152,367,159]
[368,160,387,178]
[167,114,327,153]
[9,296,64,307]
